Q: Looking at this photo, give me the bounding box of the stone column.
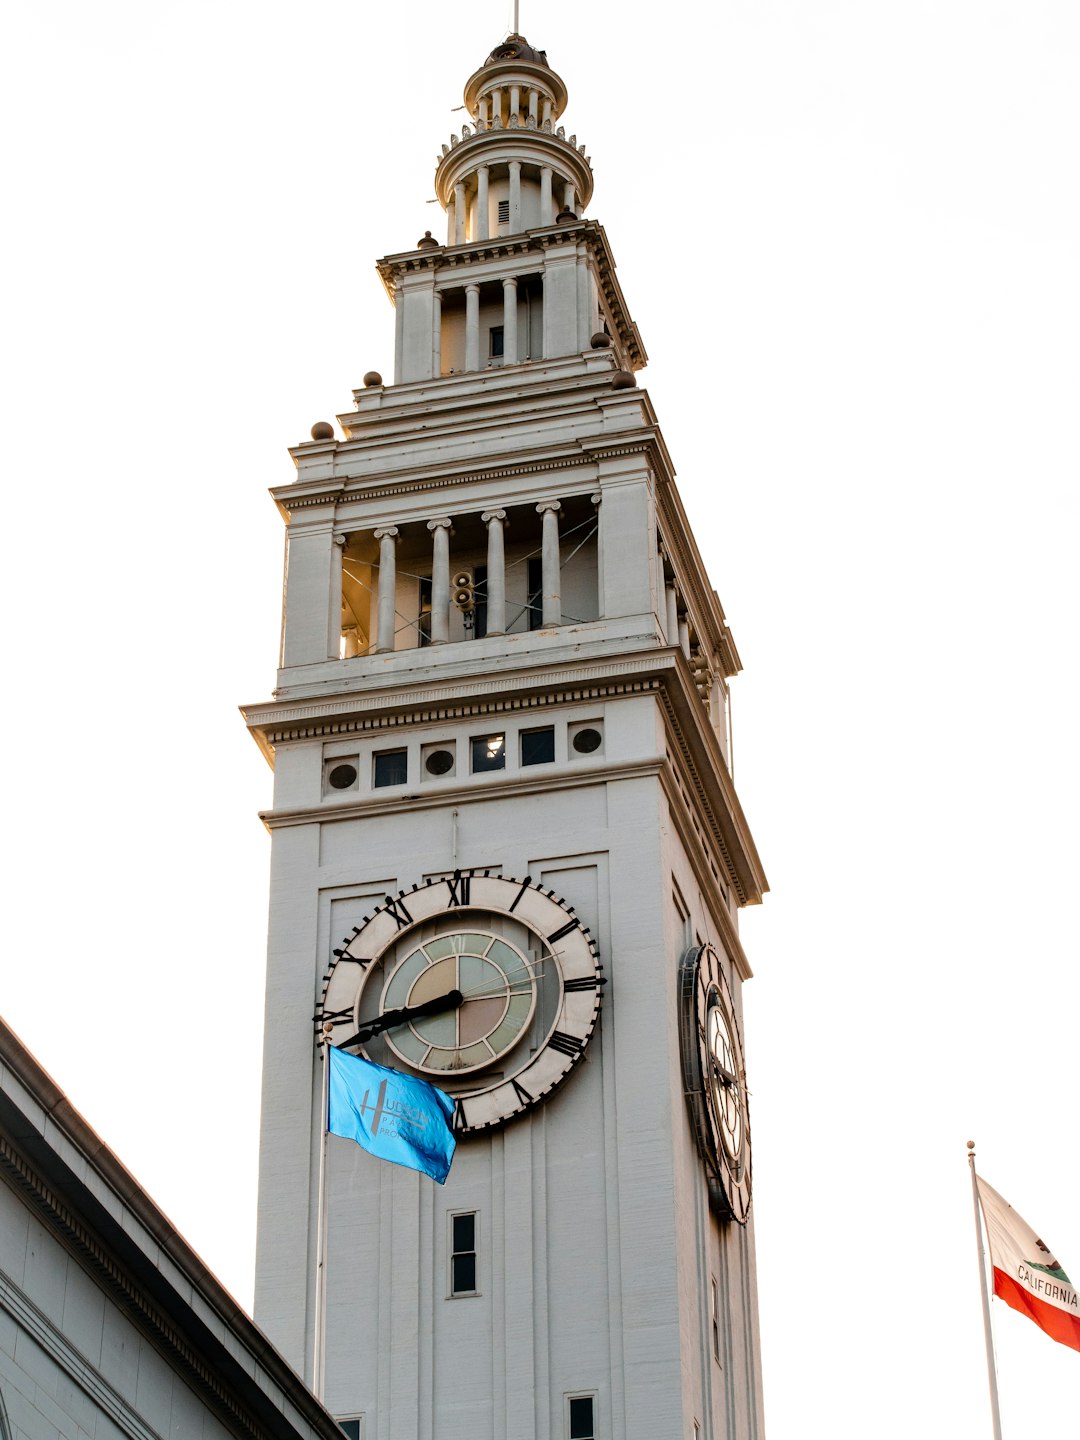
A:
[665,584,679,646]
[465,283,480,370]
[492,87,503,124]
[540,166,553,225]
[432,289,442,377]
[542,97,552,128]
[329,533,345,659]
[536,500,562,626]
[482,509,507,635]
[477,165,490,240]
[373,526,399,653]
[509,161,522,231]
[427,516,452,644]
[446,197,455,247]
[509,84,520,119]
[503,276,518,364]
[454,182,467,244]
[479,95,489,126]
[528,89,539,123]
[563,181,576,214]
[678,614,691,660]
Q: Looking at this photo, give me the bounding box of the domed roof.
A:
[481,34,549,69]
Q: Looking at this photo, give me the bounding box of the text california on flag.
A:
[977,1177,1080,1353]
[327,1045,456,1184]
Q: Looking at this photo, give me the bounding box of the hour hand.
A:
[338,989,464,1048]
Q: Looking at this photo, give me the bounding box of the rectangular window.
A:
[497,199,510,224]
[568,1396,595,1440]
[520,726,555,766]
[489,326,505,358]
[373,748,407,788]
[338,1421,363,1440]
[527,555,543,630]
[418,576,432,647]
[471,733,506,773]
[473,563,488,639]
[450,1211,477,1295]
[711,1276,721,1363]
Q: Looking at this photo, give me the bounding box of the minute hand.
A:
[340,989,464,1048]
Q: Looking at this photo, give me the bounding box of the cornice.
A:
[274,435,657,515]
[248,671,664,746]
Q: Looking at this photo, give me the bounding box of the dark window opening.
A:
[497,199,510,224]
[373,749,407,788]
[572,727,603,755]
[473,564,488,638]
[489,326,504,358]
[418,576,432,647]
[327,763,358,790]
[425,748,455,776]
[471,734,506,772]
[521,727,555,766]
[527,556,543,630]
[451,1212,477,1295]
[568,1397,595,1440]
[338,1422,362,1440]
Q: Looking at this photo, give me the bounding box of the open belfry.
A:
[242,32,769,1440]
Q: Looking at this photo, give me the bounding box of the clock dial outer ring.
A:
[677,943,752,1225]
[316,873,603,1135]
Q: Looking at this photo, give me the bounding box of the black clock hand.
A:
[339,989,464,1048]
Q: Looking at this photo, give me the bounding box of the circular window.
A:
[328,763,358,790]
[425,749,455,776]
[572,728,602,755]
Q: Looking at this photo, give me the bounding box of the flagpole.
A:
[967,1141,1003,1440]
[312,1035,331,1402]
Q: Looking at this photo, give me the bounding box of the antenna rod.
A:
[514,0,519,33]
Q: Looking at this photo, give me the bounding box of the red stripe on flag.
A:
[993,1267,1080,1353]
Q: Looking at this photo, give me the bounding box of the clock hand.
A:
[339,989,464,1048]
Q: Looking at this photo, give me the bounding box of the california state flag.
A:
[977,1177,1080,1353]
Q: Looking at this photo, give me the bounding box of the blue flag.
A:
[326,1046,456,1184]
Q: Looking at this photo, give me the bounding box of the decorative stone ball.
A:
[310,421,335,441]
[590,332,612,349]
[363,371,383,388]
[611,370,637,390]
[417,230,439,249]
[555,209,578,224]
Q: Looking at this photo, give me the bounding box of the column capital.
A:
[591,492,602,506]
[465,281,481,295]
[536,499,562,516]
[502,275,518,291]
[482,509,507,524]
[333,532,347,548]
[373,525,399,541]
[426,515,453,533]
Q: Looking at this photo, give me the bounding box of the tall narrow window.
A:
[418,576,432,647]
[450,1212,477,1296]
[489,326,505,358]
[711,1276,721,1364]
[527,555,543,630]
[473,563,488,639]
[567,1396,595,1440]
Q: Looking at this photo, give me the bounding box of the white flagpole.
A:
[967,1141,1004,1440]
[312,1036,332,1402]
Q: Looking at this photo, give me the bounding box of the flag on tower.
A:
[326,1045,456,1184]
[976,1177,1080,1353]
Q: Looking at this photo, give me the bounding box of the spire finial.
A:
[513,0,520,35]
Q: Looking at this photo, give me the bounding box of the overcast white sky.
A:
[2,2,1078,1436]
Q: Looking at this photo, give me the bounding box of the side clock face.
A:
[317,871,604,1134]
[678,943,752,1224]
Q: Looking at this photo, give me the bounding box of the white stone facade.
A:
[246,33,768,1440]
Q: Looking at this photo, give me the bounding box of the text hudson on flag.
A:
[327,1045,456,1184]
[977,1177,1080,1353]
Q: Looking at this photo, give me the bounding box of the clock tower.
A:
[244,33,768,1440]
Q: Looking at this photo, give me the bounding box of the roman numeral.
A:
[333,949,371,967]
[446,870,471,907]
[317,1007,355,1023]
[563,975,604,993]
[383,894,414,929]
[548,1030,584,1058]
[511,1078,533,1106]
[547,919,579,944]
[452,1100,468,1134]
[509,875,533,912]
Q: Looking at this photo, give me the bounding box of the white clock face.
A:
[678,943,752,1224]
[317,871,604,1134]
